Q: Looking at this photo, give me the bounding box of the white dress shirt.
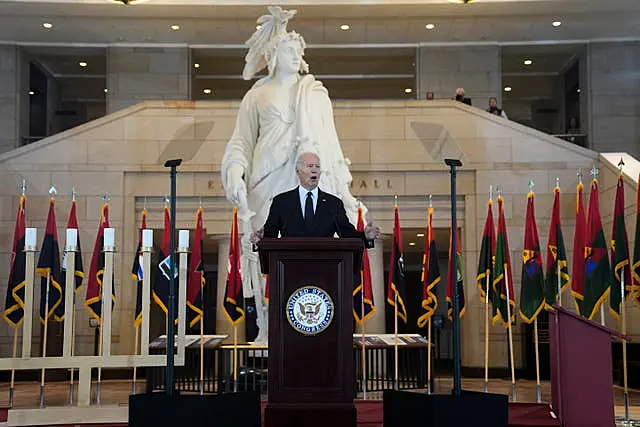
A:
[298,186,318,218]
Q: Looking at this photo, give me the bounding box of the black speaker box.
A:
[129,391,261,427]
[383,389,508,427]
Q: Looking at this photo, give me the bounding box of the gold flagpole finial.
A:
[577,168,583,185]
[428,194,432,209]
[496,186,502,198]
[102,192,111,203]
[394,194,398,206]
[489,185,493,202]
[163,195,170,206]
[72,185,78,202]
[555,177,560,189]
[143,196,148,211]
[618,157,625,174]
[49,186,57,197]
[590,165,599,181]
[199,196,203,208]
[528,180,535,193]
[20,179,26,196]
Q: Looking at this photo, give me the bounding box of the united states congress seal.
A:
[286,286,334,335]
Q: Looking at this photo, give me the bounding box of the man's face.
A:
[297,153,321,190]
[489,98,497,108]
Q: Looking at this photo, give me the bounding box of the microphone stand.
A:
[445,158,463,396]
[163,158,182,396]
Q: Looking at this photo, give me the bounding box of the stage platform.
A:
[0,379,637,426]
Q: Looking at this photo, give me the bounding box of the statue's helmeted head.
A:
[242,6,309,80]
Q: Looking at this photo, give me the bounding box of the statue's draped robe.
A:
[221,74,359,342]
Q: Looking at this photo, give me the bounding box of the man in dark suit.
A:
[250,152,380,246]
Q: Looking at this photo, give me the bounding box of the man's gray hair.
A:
[296,151,320,170]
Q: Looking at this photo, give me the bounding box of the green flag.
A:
[582,179,611,320]
[519,191,545,323]
[609,174,631,319]
[492,195,516,327]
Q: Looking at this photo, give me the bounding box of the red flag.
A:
[84,204,112,322]
[386,204,408,323]
[353,206,375,323]
[3,195,26,328]
[223,208,244,325]
[544,186,570,308]
[187,207,205,328]
[571,182,586,315]
[64,199,85,293]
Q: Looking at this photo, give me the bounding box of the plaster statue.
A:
[221,6,365,344]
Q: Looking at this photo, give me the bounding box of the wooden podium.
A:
[259,238,362,427]
[549,305,626,427]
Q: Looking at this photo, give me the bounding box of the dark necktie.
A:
[304,191,314,229]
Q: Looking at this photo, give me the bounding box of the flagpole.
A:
[40,271,51,408]
[504,267,516,402]
[533,318,541,403]
[484,274,490,393]
[199,280,205,395]
[394,293,399,390]
[361,292,367,400]
[621,273,630,421]
[97,320,103,404]
[199,199,205,396]
[555,178,563,308]
[427,317,432,394]
[132,325,140,394]
[233,324,238,393]
[9,327,18,408]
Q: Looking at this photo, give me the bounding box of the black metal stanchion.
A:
[164,158,182,396]
[445,158,463,396]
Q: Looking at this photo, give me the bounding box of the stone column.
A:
[417,45,502,105]
[0,45,22,153]
[106,46,190,113]
[588,42,640,157]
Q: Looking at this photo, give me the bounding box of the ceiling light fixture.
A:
[504,86,512,92]
[425,23,436,30]
[170,24,180,31]
[79,61,88,67]
[408,242,416,246]
[194,63,200,69]
[42,22,53,29]
[577,88,581,93]
[104,88,109,93]
[29,91,35,95]
[552,20,562,27]
[340,24,350,30]
[416,233,425,237]
[405,88,413,94]
[203,88,212,94]
[524,59,533,65]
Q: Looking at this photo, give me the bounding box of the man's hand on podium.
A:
[364,222,381,240]
[250,227,264,244]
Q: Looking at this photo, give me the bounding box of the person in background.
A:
[454,88,472,106]
[487,97,508,118]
